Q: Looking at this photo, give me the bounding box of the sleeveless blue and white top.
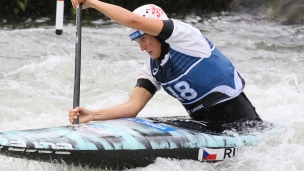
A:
[138,19,245,116]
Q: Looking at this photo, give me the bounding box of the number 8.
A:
[174,81,197,100]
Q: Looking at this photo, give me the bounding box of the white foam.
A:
[0,13,304,171]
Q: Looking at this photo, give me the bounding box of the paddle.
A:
[72,4,82,124]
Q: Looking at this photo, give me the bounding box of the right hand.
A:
[68,107,92,124]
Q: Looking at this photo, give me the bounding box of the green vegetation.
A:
[1,0,302,24]
[0,0,232,20]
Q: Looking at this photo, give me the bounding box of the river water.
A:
[0,12,303,171]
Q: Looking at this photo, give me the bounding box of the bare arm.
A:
[91,87,152,120]
[72,0,164,36]
[68,87,153,123]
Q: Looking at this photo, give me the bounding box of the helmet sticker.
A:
[146,5,165,18]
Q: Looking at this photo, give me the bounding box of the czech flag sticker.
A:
[198,148,237,161]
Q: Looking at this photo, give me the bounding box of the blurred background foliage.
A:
[0,0,232,19]
[0,0,303,24]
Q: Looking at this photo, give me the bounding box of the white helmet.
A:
[126,4,169,41]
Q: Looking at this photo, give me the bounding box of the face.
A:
[135,34,161,59]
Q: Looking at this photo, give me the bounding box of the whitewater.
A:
[0,12,303,170]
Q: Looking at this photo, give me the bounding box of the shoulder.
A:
[157,19,202,40]
[171,19,201,35]
[165,19,211,57]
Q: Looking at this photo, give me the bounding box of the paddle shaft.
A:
[73,4,82,124]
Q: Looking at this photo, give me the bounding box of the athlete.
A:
[68,0,262,131]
